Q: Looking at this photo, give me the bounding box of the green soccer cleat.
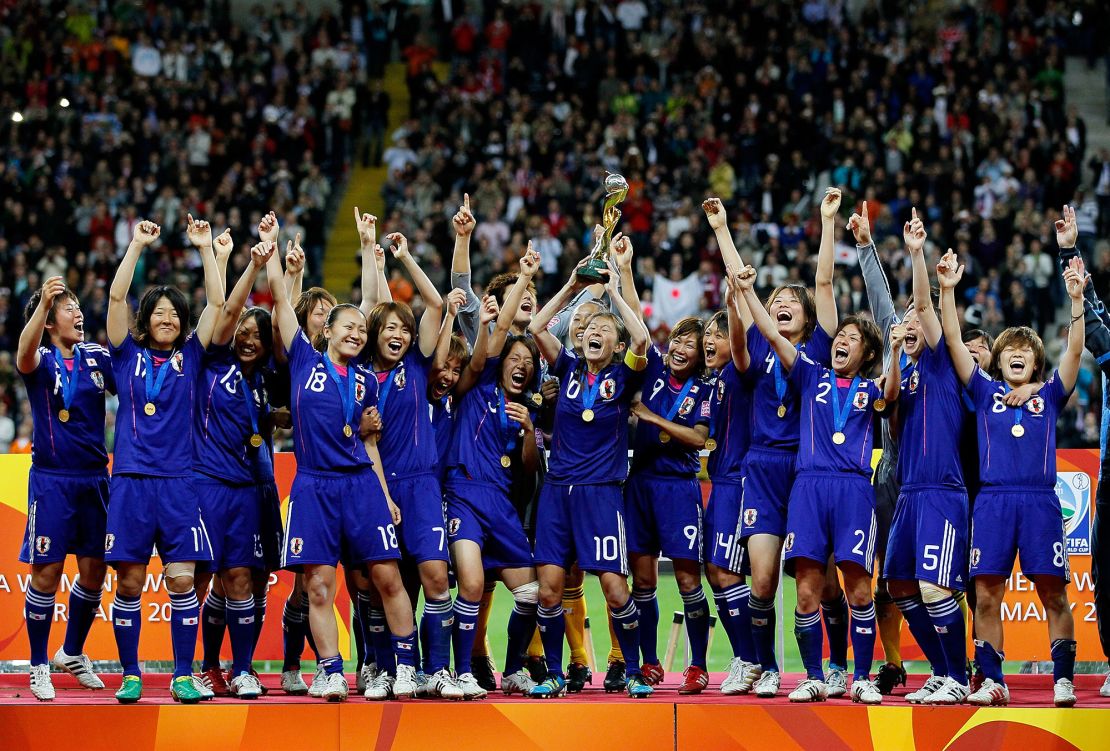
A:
[170,675,204,704]
[528,674,567,699]
[115,675,143,704]
[627,673,654,699]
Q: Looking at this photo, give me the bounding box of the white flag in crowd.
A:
[650,272,703,328]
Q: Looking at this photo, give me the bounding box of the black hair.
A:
[499,333,542,395]
[313,303,366,352]
[237,306,274,362]
[134,285,191,350]
[24,287,80,347]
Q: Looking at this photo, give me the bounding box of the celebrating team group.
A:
[17,184,1090,709]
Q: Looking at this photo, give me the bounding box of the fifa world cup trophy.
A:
[576,173,629,284]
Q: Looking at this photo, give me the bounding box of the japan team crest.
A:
[1027,396,1045,415]
[743,508,758,527]
[970,548,980,567]
[599,378,616,400]
[170,352,184,372]
[104,533,115,552]
[716,378,725,401]
[784,532,795,552]
[853,391,870,410]
[91,371,105,390]
[35,536,51,554]
[394,369,407,390]
[355,380,366,403]
[448,518,461,535]
[290,538,304,556]
[909,370,920,393]
[678,396,695,416]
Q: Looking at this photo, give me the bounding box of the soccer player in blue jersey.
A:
[701,275,760,695]
[103,217,224,704]
[738,261,895,705]
[359,228,463,700]
[190,239,278,700]
[527,244,652,699]
[17,276,117,700]
[625,315,714,693]
[265,240,417,702]
[940,239,1085,709]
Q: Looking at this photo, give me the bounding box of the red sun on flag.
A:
[671,288,681,298]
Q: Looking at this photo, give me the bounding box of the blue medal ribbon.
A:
[580,366,603,413]
[54,345,81,410]
[377,366,398,412]
[772,343,803,408]
[663,376,697,423]
[1002,383,1023,432]
[498,389,520,460]
[828,371,863,439]
[322,356,357,429]
[142,349,174,407]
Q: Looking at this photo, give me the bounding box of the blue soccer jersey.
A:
[22,344,115,471]
[371,349,438,478]
[111,334,204,477]
[630,347,712,477]
[447,358,537,492]
[546,346,646,485]
[967,368,1071,489]
[790,353,885,477]
[430,394,455,478]
[746,324,833,449]
[288,329,378,472]
[706,362,751,482]
[895,335,966,487]
[194,344,274,485]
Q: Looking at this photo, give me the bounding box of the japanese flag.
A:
[651,273,702,328]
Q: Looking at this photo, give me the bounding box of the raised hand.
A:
[251,240,276,268]
[285,234,305,274]
[385,232,409,260]
[132,220,161,247]
[936,249,964,289]
[1055,204,1078,249]
[452,193,476,237]
[1064,255,1088,301]
[479,294,500,326]
[735,264,757,292]
[820,187,842,220]
[355,206,377,248]
[504,401,534,433]
[540,376,559,404]
[610,232,634,270]
[373,243,387,273]
[604,258,621,299]
[890,323,907,352]
[569,257,602,290]
[846,200,872,245]
[186,214,213,248]
[213,228,234,260]
[702,197,727,230]
[903,207,926,254]
[39,276,66,309]
[445,287,467,316]
[519,241,541,278]
[258,211,279,243]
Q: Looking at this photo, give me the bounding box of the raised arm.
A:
[854,200,898,361]
[703,198,753,330]
[610,233,642,322]
[193,222,233,348]
[723,269,750,372]
[356,207,380,316]
[905,207,941,347]
[491,244,540,359]
[814,188,841,337]
[450,193,482,345]
[108,220,160,347]
[937,249,975,385]
[385,232,441,356]
[459,295,499,393]
[1059,256,1088,391]
[529,259,594,364]
[265,240,299,351]
[284,233,305,303]
[737,264,798,370]
[885,324,906,403]
[213,241,274,346]
[603,258,648,357]
[17,276,66,373]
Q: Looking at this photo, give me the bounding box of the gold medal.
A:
[531,393,543,406]
[659,432,671,444]
[250,433,264,448]
[832,431,846,445]
[705,438,718,452]
[144,402,156,416]
[776,405,786,418]
[1011,424,1025,438]
[874,398,887,412]
[58,409,70,423]
[500,455,511,468]
[343,425,353,438]
[582,409,595,422]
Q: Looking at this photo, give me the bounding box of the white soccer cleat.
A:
[1101,673,1110,698]
[229,672,264,700]
[357,663,377,694]
[456,672,488,700]
[719,657,746,695]
[967,678,1010,706]
[1054,677,1077,708]
[788,678,828,703]
[850,678,883,705]
[321,671,349,702]
[502,668,537,695]
[192,674,216,700]
[905,674,947,704]
[922,676,970,705]
[363,671,394,701]
[825,668,847,698]
[30,664,55,701]
[427,668,463,700]
[281,669,309,695]
[753,669,781,698]
[737,661,763,692]
[52,648,105,689]
[393,664,417,699]
[307,666,327,698]
[414,671,432,698]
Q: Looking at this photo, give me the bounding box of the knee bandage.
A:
[164,561,196,580]
[511,581,539,605]
[918,581,952,604]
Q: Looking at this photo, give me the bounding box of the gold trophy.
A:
[576,173,629,283]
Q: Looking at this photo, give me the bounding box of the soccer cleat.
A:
[229,672,264,700]
[115,675,143,704]
[414,671,431,698]
[922,676,970,706]
[307,666,327,698]
[566,662,592,693]
[604,660,627,693]
[850,678,882,705]
[456,672,488,700]
[29,664,55,701]
[678,665,709,695]
[640,661,664,686]
[969,665,985,694]
[825,668,848,698]
[788,678,828,703]
[363,671,394,701]
[192,675,216,700]
[171,675,204,704]
[200,666,231,697]
[627,673,654,698]
[471,655,497,691]
[357,663,376,694]
[281,669,309,695]
[1101,673,1110,698]
[525,655,548,683]
[501,668,537,696]
[1054,677,1077,708]
[249,668,269,696]
[905,675,947,704]
[876,662,907,695]
[753,670,781,698]
[967,678,1010,707]
[529,674,568,699]
[719,657,745,695]
[52,647,105,689]
[428,668,464,700]
[393,664,418,699]
[737,661,763,693]
[321,672,349,702]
